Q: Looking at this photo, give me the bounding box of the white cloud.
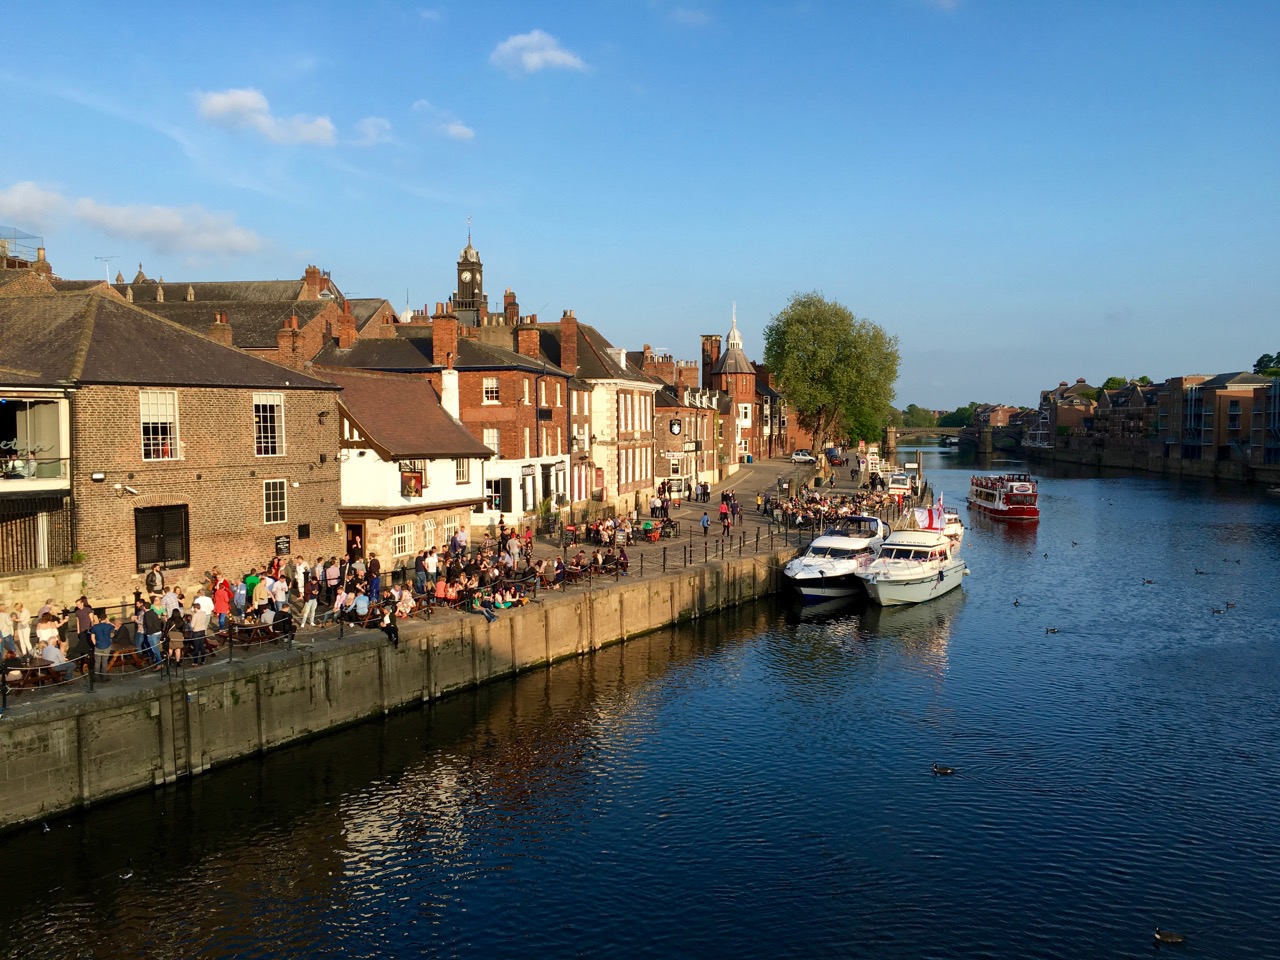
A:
[412,99,475,140]
[195,88,336,145]
[490,30,587,74]
[443,121,475,141]
[0,181,64,224]
[0,181,262,256]
[419,8,441,20]
[669,8,710,26]
[354,116,393,146]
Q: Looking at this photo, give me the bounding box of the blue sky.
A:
[3,1,1277,409]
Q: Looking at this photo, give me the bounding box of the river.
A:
[3,448,1279,959]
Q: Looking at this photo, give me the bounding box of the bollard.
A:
[663,546,667,573]
[704,541,709,563]
[639,555,644,577]
[228,636,234,663]
[755,528,759,551]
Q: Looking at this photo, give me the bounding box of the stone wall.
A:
[0,550,788,831]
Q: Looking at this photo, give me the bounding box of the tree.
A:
[938,402,978,428]
[1255,353,1280,375]
[764,292,900,445]
[1101,376,1128,390]
[903,404,937,428]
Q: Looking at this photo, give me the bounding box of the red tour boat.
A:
[967,473,1039,521]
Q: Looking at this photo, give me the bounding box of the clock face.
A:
[670,420,682,435]
[460,270,472,283]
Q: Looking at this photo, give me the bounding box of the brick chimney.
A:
[302,265,324,300]
[208,309,234,347]
[335,299,356,349]
[277,312,300,365]
[33,247,52,277]
[559,309,578,377]
[700,334,721,390]
[433,316,459,367]
[516,325,540,360]
[504,289,519,326]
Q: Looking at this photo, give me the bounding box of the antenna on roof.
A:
[94,255,118,284]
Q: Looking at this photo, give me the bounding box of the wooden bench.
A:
[3,658,61,692]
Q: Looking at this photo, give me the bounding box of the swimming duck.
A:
[1153,926,1184,945]
[1045,627,1058,634]
[932,762,957,776]
[119,858,133,881]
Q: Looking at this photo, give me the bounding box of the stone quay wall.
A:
[0,550,789,832]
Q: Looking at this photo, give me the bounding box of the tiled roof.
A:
[1198,371,1272,389]
[313,367,491,459]
[0,293,336,391]
[317,327,570,376]
[136,300,331,349]
[113,279,306,303]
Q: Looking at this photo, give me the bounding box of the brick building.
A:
[313,367,491,567]
[0,289,343,604]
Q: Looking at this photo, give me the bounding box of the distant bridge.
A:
[884,425,1023,455]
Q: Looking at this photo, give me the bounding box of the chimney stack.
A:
[335,299,356,349]
[701,334,722,390]
[516,326,540,360]
[208,309,234,347]
[433,316,459,367]
[559,309,578,377]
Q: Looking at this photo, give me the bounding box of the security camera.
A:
[123,485,139,495]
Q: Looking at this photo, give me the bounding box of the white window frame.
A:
[253,392,286,457]
[424,518,438,551]
[482,377,500,404]
[739,403,752,426]
[455,458,470,484]
[391,522,414,557]
[140,389,180,461]
[483,427,501,458]
[444,515,459,544]
[263,479,287,524]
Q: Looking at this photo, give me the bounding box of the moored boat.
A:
[782,516,890,603]
[854,528,968,607]
[943,506,965,549]
[967,473,1039,521]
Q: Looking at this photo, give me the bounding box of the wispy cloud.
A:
[669,8,710,27]
[490,30,587,74]
[443,121,475,141]
[195,88,336,145]
[0,181,262,256]
[413,99,476,141]
[354,116,393,146]
[419,7,442,20]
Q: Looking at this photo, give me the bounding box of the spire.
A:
[727,302,743,349]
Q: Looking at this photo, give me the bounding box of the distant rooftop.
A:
[0,225,44,265]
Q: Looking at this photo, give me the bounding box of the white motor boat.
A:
[855,529,968,607]
[782,516,889,603]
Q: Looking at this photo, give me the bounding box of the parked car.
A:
[790,449,817,464]
[824,448,848,466]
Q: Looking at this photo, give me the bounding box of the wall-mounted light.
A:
[90,472,106,483]
[318,410,330,424]
[291,481,300,488]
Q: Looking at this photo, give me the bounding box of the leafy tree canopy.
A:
[902,403,937,428]
[1102,375,1154,389]
[764,292,900,445]
[1255,353,1280,376]
[937,402,978,428]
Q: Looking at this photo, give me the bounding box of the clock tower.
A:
[454,232,487,326]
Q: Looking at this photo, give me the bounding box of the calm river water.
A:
[4,450,1280,959]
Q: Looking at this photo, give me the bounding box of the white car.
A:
[791,449,817,464]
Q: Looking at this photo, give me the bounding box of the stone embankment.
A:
[0,549,790,832]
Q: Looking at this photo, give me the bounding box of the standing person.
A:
[722,512,732,537]
[212,572,232,630]
[425,548,439,591]
[188,595,211,665]
[299,577,320,629]
[72,596,93,652]
[89,612,115,678]
[413,551,427,595]
[0,602,13,657]
[701,512,711,537]
[12,601,31,656]
[141,599,165,667]
[367,552,382,603]
[325,558,340,605]
[145,563,165,596]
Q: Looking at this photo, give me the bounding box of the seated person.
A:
[552,557,567,588]
[443,580,462,605]
[260,606,276,625]
[395,586,416,619]
[347,589,371,622]
[469,591,498,623]
[602,548,618,569]
[617,547,630,575]
[39,638,75,682]
[590,549,605,573]
[434,577,449,602]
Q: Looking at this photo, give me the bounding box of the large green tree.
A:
[938,402,978,428]
[763,292,900,445]
[902,403,937,428]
